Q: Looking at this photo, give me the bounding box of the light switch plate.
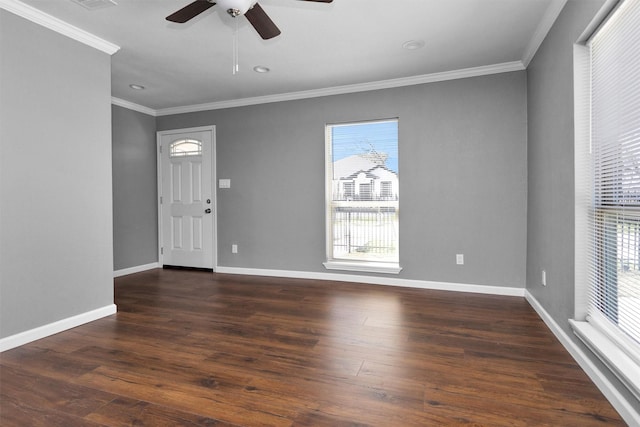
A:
[219,179,231,188]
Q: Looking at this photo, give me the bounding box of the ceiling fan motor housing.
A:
[217,0,258,16]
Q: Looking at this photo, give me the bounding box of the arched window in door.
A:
[170,139,202,157]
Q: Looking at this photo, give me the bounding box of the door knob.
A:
[205,208,212,214]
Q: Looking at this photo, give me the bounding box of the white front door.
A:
[158,126,216,269]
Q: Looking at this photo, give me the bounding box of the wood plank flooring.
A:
[0,269,626,426]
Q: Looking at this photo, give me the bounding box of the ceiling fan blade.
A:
[244,3,281,40]
[166,1,216,23]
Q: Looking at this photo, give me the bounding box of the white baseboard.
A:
[0,304,117,353]
[525,291,640,426]
[215,266,525,297]
[114,262,160,278]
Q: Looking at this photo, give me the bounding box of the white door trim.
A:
[157,125,217,270]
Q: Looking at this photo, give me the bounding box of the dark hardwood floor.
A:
[0,269,626,426]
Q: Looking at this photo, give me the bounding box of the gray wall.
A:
[157,72,528,288]
[112,105,158,271]
[0,11,114,338]
[526,0,638,408]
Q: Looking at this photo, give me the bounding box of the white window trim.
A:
[324,119,401,274]
[323,260,402,275]
[570,315,640,402]
[572,0,640,404]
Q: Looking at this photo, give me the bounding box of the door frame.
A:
[156,125,217,270]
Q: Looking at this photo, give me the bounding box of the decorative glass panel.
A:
[170,139,202,157]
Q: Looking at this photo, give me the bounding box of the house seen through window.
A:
[325,119,399,271]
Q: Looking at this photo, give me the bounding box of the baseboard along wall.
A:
[214,266,526,297]
[0,304,117,353]
[114,262,160,278]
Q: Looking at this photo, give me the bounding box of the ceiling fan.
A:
[166,0,333,40]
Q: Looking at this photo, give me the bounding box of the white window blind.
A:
[581,0,640,401]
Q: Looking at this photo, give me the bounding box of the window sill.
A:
[323,260,402,275]
[570,318,640,402]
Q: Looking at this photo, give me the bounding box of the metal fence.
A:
[619,220,640,272]
[331,206,398,261]
[616,220,640,344]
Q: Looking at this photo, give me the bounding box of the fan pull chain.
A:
[232,18,239,75]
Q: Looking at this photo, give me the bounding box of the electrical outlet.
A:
[542,269,547,286]
[456,254,464,265]
[232,244,238,254]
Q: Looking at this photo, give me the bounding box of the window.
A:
[170,139,202,157]
[358,182,373,200]
[324,119,401,274]
[380,181,393,199]
[572,0,640,402]
[343,181,355,199]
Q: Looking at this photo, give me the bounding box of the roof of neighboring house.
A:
[333,154,397,180]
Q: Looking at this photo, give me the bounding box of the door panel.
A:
[159,128,215,269]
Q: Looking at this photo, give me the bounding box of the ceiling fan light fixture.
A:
[402,40,425,50]
[218,0,256,17]
[253,65,270,73]
[166,0,330,39]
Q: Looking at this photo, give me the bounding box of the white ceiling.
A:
[7,0,566,114]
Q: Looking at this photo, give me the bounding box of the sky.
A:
[330,119,399,174]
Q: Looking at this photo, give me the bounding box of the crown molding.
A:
[111,97,157,117]
[0,0,119,55]
[522,0,568,67]
[3,0,558,115]
[155,61,525,116]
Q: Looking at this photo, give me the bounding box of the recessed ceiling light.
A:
[402,40,425,50]
[129,84,145,90]
[253,66,270,73]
